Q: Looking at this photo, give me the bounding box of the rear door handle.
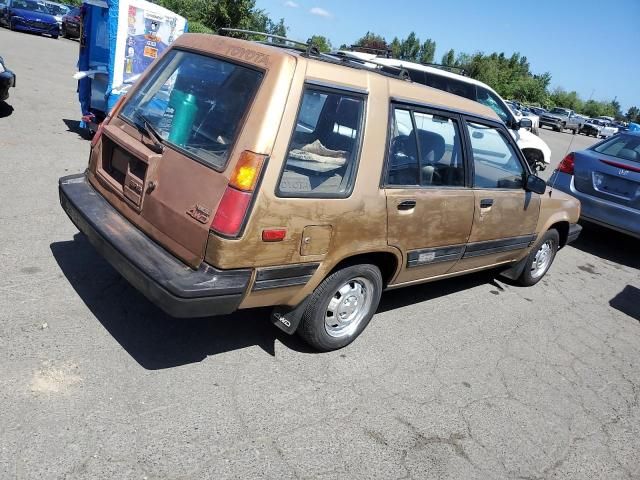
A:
[397,200,417,210]
[480,198,494,208]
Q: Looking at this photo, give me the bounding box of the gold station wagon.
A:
[59,32,581,351]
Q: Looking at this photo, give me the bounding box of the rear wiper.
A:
[134,113,165,154]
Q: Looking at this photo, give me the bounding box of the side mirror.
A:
[519,117,532,129]
[525,173,546,194]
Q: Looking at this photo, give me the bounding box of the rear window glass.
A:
[277,88,365,197]
[593,134,640,163]
[120,49,263,170]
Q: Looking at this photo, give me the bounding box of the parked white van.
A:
[337,51,552,171]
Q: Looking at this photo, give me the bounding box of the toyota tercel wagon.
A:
[59,33,581,351]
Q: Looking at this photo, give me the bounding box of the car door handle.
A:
[480,198,494,208]
[397,200,417,211]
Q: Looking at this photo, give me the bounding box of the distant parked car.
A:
[528,106,547,116]
[550,131,640,239]
[539,107,581,133]
[0,0,60,38]
[0,55,16,101]
[61,6,79,38]
[43,1,68,31]
[580,119,618,138]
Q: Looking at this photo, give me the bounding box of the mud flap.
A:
[270,297,311,335]
[500,255,529,281]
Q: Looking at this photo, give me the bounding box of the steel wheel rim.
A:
[530,240,554,279]
[324,277,374,338]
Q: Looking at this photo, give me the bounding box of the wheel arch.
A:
[328,250,401,287]
[549,220,570,248]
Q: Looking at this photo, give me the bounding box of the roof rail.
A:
[348,44,392,58]
[219,29,410,81]
[218,28,320,55]
[418,61,466,76]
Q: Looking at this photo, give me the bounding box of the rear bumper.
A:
[58,173,252,317]
[550,171,640,239]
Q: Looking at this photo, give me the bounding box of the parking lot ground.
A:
[1,29,639,479]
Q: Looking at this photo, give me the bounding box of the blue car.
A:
[0,0,59,39]
[550,132,640,239]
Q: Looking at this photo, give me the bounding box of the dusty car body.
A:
[59,33,582,351]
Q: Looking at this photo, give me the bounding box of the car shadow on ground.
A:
[610,285,640,322]
[62,119,93,140]
[569,221,639,270]
[50,234,317,369]
[0,101,14,118]
[51,234,507,368]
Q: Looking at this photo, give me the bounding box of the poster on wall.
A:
[122,4,179,84]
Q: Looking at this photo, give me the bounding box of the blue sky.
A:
[256,0,639,111]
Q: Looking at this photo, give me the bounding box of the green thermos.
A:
[168,90,198,146]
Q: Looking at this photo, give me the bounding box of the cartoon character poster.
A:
[123,6,178,84]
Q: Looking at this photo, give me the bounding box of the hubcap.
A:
[324,277,374,338]
[530,240,554,279]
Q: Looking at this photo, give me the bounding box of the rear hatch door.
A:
[90,39,294,268]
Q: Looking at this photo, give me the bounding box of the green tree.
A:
[399,32,420,61]
[441,49,455,66]
[625,106,639,122]
[418,38,436,64]
[354,31,387,53]
[307,35,332,53]
[389,37,402,58]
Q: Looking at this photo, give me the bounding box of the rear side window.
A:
[277,87,365,197]
[466,122,525,189]
[387,106,465,187]
[120,49,264,170]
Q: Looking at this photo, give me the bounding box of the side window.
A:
[277,88,364,197]
[466,122,525,189]
[387,107,465,187]
[387,109,419,186]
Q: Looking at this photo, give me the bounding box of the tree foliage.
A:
[156,0,286,37]
[353,31,388,53]
[307,35,332,53]
[441,49,455,67]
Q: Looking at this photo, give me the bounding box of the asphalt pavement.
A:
[1,29,639,480]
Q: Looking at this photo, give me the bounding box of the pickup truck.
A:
[539,107,581,134]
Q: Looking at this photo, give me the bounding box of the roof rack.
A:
[218,28,320,55]
[219,28,410,81]
[333,52,411,80]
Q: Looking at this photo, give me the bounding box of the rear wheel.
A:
[516,229,559,286]
[298,264,383,351]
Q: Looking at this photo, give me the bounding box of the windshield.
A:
[45,3,68,15]
[476,87,513,124]
[11,0,50,12]
[550,108,570,115]
[120,49,264,170]
[593,134,640,163]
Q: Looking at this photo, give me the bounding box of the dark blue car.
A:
[550,132,640,239]
[0,0,59,39]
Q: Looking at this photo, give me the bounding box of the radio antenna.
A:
[549,132,577,196]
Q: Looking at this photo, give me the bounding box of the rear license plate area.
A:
[102,143,148,206]
[593,172,636,200]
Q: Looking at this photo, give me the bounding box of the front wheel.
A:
[516,229,559,286]
[298,264,383,351]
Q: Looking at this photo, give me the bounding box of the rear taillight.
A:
[210,151,267,237]
[558,152,575,175]
[90,94,127,148]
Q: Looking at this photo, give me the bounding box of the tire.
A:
[52,34,58,39]
[297,264,383,351]
[61,25,67,38]
[516,229,559,287]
